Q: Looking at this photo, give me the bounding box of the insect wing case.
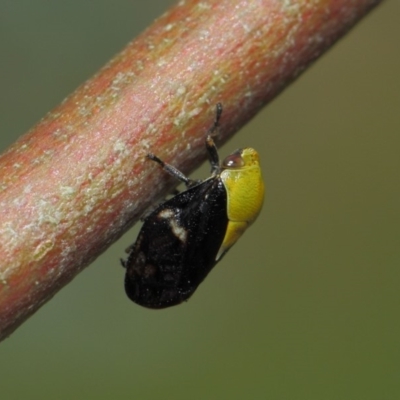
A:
[124,177,228,309]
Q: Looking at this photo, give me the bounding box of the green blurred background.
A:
[1,1,399,399]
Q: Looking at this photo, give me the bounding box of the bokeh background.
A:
[1,1,399,399]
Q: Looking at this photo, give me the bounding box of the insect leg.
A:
[147,153,195,187]
[206,136,220,175]
[205,103,223,174]
[207,103,223,136]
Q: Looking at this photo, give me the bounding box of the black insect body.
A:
[122,104,264,308]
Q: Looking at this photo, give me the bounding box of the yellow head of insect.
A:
[221,148,264,222]
[216,148,265,260]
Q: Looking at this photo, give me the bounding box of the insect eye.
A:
[222,150,245,169]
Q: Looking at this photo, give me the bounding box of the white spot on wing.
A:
[158,209,174,219]
[158,208,188,243]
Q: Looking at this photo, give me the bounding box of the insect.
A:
[122,104,264,308]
